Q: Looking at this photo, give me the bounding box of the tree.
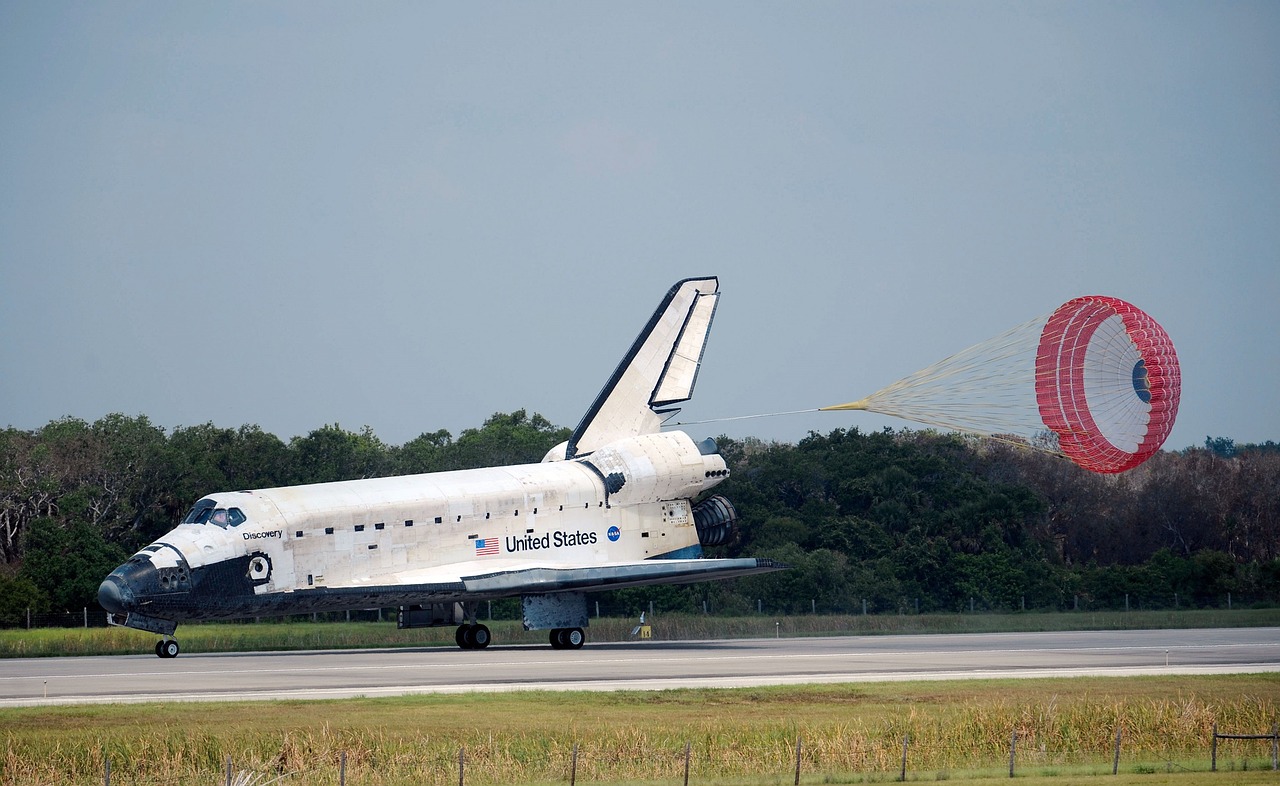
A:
[442,411,570,470]
[392,429,454,475]
[0,568,46,625]
[19,516,127,612]
[289,424,391,484]
[1205,436,1236,458]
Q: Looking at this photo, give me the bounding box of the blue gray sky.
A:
[2,3,1277,452]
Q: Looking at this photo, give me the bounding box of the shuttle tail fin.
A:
[563,277,720,459]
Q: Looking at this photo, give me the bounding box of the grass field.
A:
[3,611,1278,784]
[3,675,1278,785]
[3,607,1279,658]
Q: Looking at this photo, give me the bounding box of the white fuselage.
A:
[119,431,728,621]
[98,276,784,651]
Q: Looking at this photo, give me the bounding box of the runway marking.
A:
[3,663,1278,708]
[4,631,1277,707]
[2,641,1276,683]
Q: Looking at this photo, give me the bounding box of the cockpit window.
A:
[182,499,217,524]
[181,500,247,528]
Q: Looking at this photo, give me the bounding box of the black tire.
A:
[471,624,491,649]
[549,628,565,649]
[158,640,180,659]
[455,624,472,649]
[155,640,166,658]
[564,628,585,649]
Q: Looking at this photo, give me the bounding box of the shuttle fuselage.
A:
[99,277,781,656]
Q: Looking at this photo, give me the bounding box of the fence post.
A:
[104,755,110,786]
[1272,723,1278,771]
[1211,722,1217,772]
[1008,730,1017,778]
[1112,728,1122,775]
[684,741,692,786]
[900,734,909,782]
[458,747,465,786]
[570,743,578,786]
[84,607,88,628]
[225,756,232,786]
[794,736,802,786]
[340,750,346,786]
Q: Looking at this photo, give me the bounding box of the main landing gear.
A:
[455,623,491,650]
[549,627,585,650]
[154,638,180,658]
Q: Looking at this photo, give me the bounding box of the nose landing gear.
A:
[154,638,180,658]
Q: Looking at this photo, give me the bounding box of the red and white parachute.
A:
[822,295,1181,473]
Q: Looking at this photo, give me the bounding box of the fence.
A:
[5,591,1275,631]
[1211,723,1280,772]
[1,607,405,630]
[1,608,109,629]
[63,727,1280,786]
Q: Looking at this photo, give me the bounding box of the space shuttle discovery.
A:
[99,277,782,656]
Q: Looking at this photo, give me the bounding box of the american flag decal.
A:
[474,537,499,556]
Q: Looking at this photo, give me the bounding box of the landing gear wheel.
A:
[549,628,585,650]
[155,639,180,658]
[455,624,491,650]
[563,627,585,649]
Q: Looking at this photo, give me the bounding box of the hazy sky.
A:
[2,3,1277,452]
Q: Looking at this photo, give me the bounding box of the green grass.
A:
[3,607,1278,658]
[3,675,1279,785]
[4,610,1278,783]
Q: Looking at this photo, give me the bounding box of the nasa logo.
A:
[607,526,621,542]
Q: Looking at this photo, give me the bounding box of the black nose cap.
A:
[98,575,130,614]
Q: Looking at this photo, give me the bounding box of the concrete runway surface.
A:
[2,627,1277,707]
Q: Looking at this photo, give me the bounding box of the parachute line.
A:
[826,296,1180,473]
[664,408,821,427]
[826,313,1048,438]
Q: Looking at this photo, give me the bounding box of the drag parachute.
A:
[822,295,1181,473]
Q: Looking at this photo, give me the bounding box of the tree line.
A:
[1,411,1276,623]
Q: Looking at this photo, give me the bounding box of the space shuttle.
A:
[99,277,782,657]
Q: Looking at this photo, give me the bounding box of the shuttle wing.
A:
[463,556,777,595]
[364,557,779,600]
[565,277,720,459]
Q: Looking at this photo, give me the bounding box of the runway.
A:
[2,627,1277,707]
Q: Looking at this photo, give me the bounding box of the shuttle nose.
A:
[97,574,133,614]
